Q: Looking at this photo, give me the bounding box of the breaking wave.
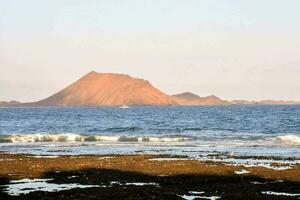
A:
[0,133,299,147]
[274,134,300,145]
[0,133,193,143]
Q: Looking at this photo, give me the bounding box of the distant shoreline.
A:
[1,104,300,108]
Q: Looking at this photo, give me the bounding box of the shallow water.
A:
[180,192,221,200]
[4,178,99,196]
[0,106,299,163]
[261,191,300,197]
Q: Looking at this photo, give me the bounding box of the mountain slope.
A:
[32,71,175,106]
[172,93,229,105]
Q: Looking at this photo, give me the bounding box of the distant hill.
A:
[0,101,21,107]
[231,99,300,105]
[173,92,201,100]
[172,93,229,105]
[1,71,299,107]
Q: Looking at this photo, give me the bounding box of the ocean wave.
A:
[1,133,300,147]
[274,134,300,145]
[0,133,193,143]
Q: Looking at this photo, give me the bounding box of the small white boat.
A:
[119,105,130,109]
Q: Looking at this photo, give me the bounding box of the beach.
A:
[0,153,299,199]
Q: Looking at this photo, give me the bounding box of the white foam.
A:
[149,157,190,161]
[9,134,84,143]
[274,135,300,146]
[10,178,53,184]
[31,155,60,158]
[68,176,78,179]
[236,162,293,171]
[251,180,284,185]
[180,194,221,200]
[6,134,192,143]
[97,156,114,160]
[197,156,299,170]
[234,169,250,175]
[189,191,205,194]
[109,181,159,187]
[180,194,200,200]
[97,136,119,142]
[5,178,100,196]
[251,181,266,185]
[109,181,119,185]
[180,191,221,200]
[262,191,300,197]
[125,182,159,186]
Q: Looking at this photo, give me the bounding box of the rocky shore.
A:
[0,153,299,199]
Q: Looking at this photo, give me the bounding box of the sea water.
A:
[0,106,299,164]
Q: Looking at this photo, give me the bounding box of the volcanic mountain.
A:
[30,71,177,106]
[17,71,226,106]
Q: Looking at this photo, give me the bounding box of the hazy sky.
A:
[1,0,300,102]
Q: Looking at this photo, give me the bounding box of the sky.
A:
[0,0,300,102]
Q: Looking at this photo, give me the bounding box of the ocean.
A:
[0,105,299,166]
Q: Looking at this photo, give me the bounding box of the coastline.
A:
[1,104,300,108]
[0,153,299,199]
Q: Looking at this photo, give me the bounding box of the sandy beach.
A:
[0,153,299,199]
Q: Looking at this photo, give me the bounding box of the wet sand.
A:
[0,153,299,199]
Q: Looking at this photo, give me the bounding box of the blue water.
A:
[0,106,299,160]
[1,105,299,135]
